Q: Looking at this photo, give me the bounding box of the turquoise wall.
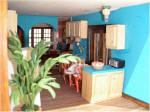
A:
[73,3,150,103]
[73,39,87,59]
[18,15,58,47]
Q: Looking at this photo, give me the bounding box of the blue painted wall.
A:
[18,15,58,47]
[73,3,150,103]
[73,39,87,59]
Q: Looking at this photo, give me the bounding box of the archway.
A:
[17,25,24,47]
[28,23,55,48]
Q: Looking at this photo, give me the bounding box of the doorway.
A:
[17,25,24,47]
[86,25,111,65]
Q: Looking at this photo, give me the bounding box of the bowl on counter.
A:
[92,61,104,70]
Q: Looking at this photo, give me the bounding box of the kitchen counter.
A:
[83,65,124,75]
[82,65,124,103]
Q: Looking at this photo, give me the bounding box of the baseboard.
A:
[122,93,150,109]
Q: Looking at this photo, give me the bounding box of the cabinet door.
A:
[80,21,88,38]
[75,21,81,37]
[106,25,117,49]
[75,21,88,38]
[66,22,71,37]
[70,22,75,37]
[109,72,124,98]
[92,74,110,102]
[106,25,125,49]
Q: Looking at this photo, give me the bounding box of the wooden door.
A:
[92,74,110,102]
[93,30,104,62]
[87,25,111,65]
[109,72,124,98]
[91,29,106,63]
[0,0,10,111]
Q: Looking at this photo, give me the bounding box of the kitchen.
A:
[1,0,150,111]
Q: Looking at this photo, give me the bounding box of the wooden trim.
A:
[93,33,96,61]
[88,25,107,64]
[103,34,106,64]
[31,28,34,47]
[88,25,106,33]
[41,28,44,39]
[0,0,10,111]
[86,29,90,64]
[122,93,150,109]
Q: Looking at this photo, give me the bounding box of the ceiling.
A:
[8,0,150,17]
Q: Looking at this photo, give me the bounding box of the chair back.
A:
[62,63,70,71]
[74,65,82,80]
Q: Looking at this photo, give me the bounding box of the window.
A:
[29,27,53,47]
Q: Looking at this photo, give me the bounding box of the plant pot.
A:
[14,105,42,111]
[21,105,40,111]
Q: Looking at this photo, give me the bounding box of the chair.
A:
[62,63,73,87]
[73,65,82,93]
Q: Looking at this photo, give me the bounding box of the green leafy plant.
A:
[8,32,80,111]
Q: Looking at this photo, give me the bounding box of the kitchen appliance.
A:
[109,58,125,68]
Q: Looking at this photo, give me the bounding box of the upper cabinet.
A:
[70,22,76,37]
[7,10,18,36]
[66,20,88,38]
[106,25,125,49]
[66,22,71,37]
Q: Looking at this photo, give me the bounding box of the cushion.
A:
[64,70,74,74]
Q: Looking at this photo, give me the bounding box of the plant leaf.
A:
[10,90,20,106]
[38,84,56,98]
[48,82,60,89]
[58,58,69,64]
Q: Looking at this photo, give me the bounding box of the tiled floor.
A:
[40,74,149,112]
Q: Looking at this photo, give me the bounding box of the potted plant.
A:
[8,32,80,111]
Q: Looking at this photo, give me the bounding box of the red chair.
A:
[73,65,82,93]
[62,63,73,87]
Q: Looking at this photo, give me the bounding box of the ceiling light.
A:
[101,6,111,22]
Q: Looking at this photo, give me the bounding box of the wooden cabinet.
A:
[109,72,124,98]
[7,10,17,36]
[74,21,80,37]
[92,74,110,103]
[106,25,125,49]
[66,22,70,37]
[70,22,75,37]
[74,21,87,38]
[66,20,88,38]
[82,70,124,103]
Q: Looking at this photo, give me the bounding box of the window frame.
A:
[29,27,54,47]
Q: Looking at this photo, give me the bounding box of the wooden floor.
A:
[40,73,149,112]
